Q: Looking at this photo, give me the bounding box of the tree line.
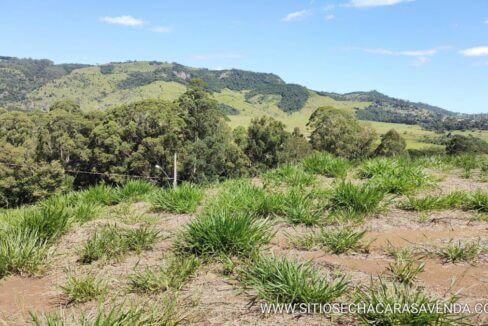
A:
[2,79,484,208]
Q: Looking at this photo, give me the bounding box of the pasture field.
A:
[1,155,488,325]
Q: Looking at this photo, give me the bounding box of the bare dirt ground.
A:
[1,171,487,325]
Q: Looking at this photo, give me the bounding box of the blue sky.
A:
[1,0,487,113]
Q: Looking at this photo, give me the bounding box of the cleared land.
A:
[1,156,487,325]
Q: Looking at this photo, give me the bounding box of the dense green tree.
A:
[0,111,35,146]
[36,101,94,185]
[0,142,71,207]
[308,107,376,159]
[233,126,248,150]
[90,99,184,184]
[374,129,407,157]
[178,80,249,182]
[277,127,312,164]
[245,116,290,169]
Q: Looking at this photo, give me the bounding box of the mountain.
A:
[0,56,466,132]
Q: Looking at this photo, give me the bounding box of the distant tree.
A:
[278,127,312,164]
[446,135,488,155]
[374,129,407,157]
[245,116,290,169]
[308,107,376,159]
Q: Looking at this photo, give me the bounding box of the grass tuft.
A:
[151,184,204,214]
[174,210,273,258]
[61,273,107,304]
[354,280,466,325]
[80,225,158,264]
[262,165,315,187]
[328,181,384,216]
[129,256,199,294]
[240,254,348,304]
[292,227,370,254]
[302,152,349,178]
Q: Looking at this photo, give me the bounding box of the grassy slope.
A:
[25,62,488,149]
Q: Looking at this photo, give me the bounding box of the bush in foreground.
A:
[240,254,348,304]
[174,210,273,258]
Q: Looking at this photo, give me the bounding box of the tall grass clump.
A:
[31,297,185,326]
[205,180,283,218]
[262,165,315,187]
[328,181,384,216]
[15,198,72,243]
[77,184,117,206]
[240,254,348,304]
[174,210,273,258]
[354,280,466,325]
[431,240,482,264]
[302,152,350,178]
[61,273,108,304]
[80,225,158,264]
[113,180,157,203]
[464,190,488,212]
[293,227,370,254]
[151,184,204,214]
[279,189,324,226]
[398,192,467,211]
[386,258,425,286]
[0,228,48,278]
[359,158,433,194]
[129,256,199,293]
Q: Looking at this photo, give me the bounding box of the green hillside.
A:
[4,56,488,149]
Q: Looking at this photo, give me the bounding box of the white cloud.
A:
[192,53,244,61]
[283,10,309,22]
[324,4,336,11]
[460,46,488,57]
[485,20,488,24]
[150,26,173,33]
[100,15,144,27]
[363,48,438,56]
[325,14,335,21]
[412,56,430,66]
[349,0,414,8]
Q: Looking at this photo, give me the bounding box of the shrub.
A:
[374,129,407,157]
[151,184,204,214]
[61,274,107,304]
[328,181,384,216]
[446,134,488,155]
[354,280,466,325]
[302,152,349,178]
[240,254,349,304]
[174,210,273,258]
